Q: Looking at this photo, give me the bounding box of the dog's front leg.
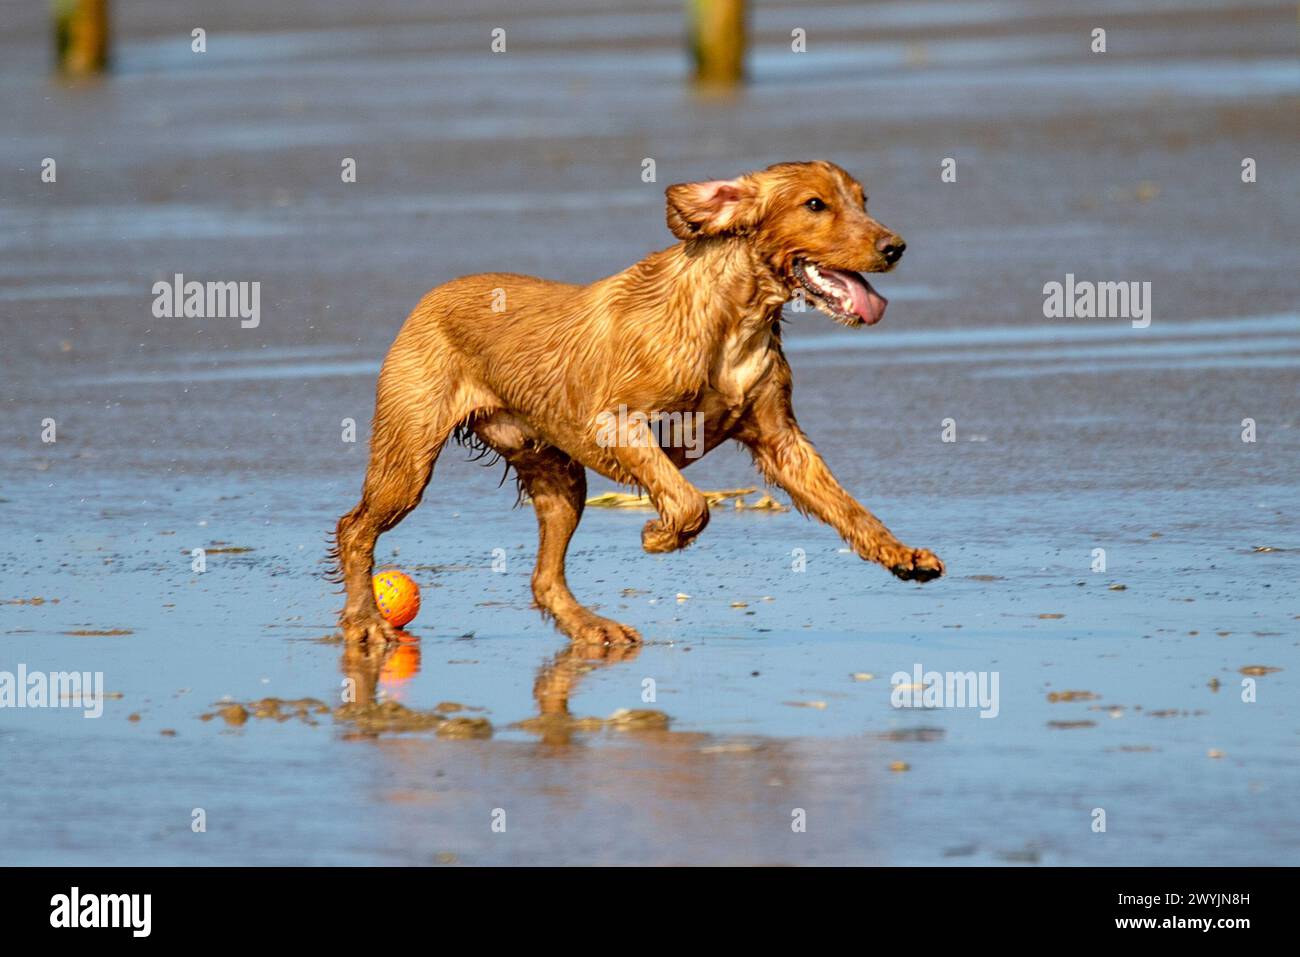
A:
[738,380,944,582]
[607,441,711,553]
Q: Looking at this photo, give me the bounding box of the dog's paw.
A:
[640,513,708,554]
[561,610,643,646]
[641,519,682,553]
[885,546,945,583]
[340,612,399,645]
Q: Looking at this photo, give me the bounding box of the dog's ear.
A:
[665,177,760,240]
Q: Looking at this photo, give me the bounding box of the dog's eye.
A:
[804,198,826,212]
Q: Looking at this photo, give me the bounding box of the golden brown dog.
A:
[332,161,944,644]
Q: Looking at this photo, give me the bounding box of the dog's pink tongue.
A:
[824,268,887,325]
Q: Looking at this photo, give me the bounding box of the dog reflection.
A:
[339,633,647,746]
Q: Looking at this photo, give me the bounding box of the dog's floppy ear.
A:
[665,176,760,240]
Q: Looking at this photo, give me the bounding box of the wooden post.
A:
[54,0,110,75]
[689,0,746,88]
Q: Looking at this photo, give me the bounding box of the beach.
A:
[1,0,1297,865]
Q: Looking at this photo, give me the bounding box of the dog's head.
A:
[665,160,903,326]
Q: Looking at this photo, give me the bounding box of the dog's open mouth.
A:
[790,259,887,326]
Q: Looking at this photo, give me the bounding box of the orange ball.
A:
[372,569,420,627]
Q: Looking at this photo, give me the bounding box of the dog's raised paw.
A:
[641,519,685,554]
[888,547,945,583]
[640,507,709,554]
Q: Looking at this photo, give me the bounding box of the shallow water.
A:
[1,0,1297,865]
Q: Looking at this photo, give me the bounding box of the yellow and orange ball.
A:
[372,569,421,627]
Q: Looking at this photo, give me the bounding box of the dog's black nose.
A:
[876,235,905,264]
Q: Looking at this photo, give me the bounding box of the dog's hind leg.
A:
[521,450,642,645]
[475,413,641,645]
[334,362,464,644]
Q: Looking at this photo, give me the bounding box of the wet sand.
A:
[1,0,1297,864]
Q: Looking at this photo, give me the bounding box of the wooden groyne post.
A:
[54,0,110,75]
[688,0,746,87]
